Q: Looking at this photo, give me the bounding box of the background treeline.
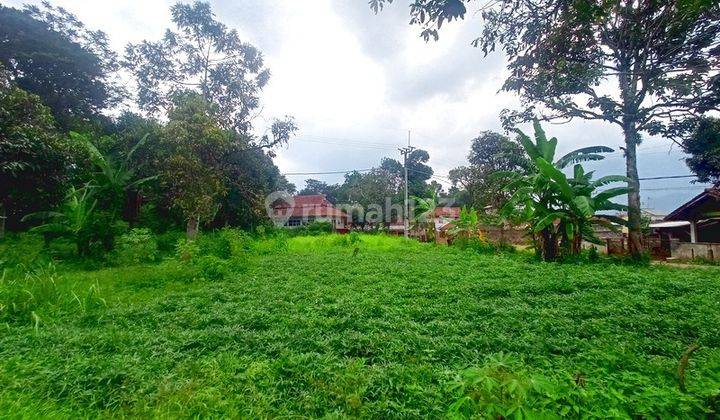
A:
[0,2,295,254]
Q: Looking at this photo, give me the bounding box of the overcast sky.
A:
[5,0,711,211]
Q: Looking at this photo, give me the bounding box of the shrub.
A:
[307,221,333,235]
[111,228,158,265]
[194,255,231,281]
[175,238,200,262]
[251,233,289,255]
[0,233,47,270]
[453,237,499,254]
[330,231,363,247]
[588,246,600,262]
[193,228,256,259]
[156,231,185,255]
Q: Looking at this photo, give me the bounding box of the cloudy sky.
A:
[5,0,711,211]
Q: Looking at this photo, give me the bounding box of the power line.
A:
[639,175,697,181]
[283,168,374,176]
[642,186,708,191]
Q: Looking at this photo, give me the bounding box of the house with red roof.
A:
[271,194,349,231]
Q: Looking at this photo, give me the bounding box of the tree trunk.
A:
[624,130,643,258]
[541,227,557,262]
[0,203,5,240]
[123,189,142,226]
[186,216,200,239]
[618,61,644,259]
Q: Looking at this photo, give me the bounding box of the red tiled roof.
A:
[434,207,461,218]
[271,195,348,220]
[273,194,330,209]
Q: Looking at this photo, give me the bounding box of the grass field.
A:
[1,233,719,418]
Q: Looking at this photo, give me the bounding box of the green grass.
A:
[1,233,719,418]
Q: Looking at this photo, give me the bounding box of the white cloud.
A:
[6,0,707,210]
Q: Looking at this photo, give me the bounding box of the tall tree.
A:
[449,131,531,211]
[217,147,296,229]
[0,82,70,236]
[0,3,121,129]
[159,93,230,238]
[374,0,720,257]
[682,117,720,184]
[382,149,434,198]
[300,179,337,200]
[125,0,292,145]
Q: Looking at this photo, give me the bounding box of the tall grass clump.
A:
[0,263,109,328]
[173,227,278,280]
[0,264,61,326]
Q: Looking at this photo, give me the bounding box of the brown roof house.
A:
[657,183,720,260]
[270,194,349,232]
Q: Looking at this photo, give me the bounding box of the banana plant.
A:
[73,132,157,219]
[22,186,97,255]
[501,120,630,260]
[448,206,480,239]
[412,192,439,242]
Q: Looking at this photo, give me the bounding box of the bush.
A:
[155,231,185,255]
[287,221,333,237]
[194,255,231,281]
[196,228,254,259]
[453,236,513,254]
[588,246,600,262]
[0,233,47,270]
[330,231,363,247]
[111,228,158,265]
[175,238,200,262]
[250,233,288,255]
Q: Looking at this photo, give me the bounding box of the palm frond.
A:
[555,146,613,169]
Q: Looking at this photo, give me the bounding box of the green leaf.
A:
[573,164,584,180]
[536,158,573,200]
[572,196,594,217]
[533,212,564,233]
[565,222,575,240]
[594,187,631,201]
[555,146,613,169]
[592,175,632,188]
[515,128,540,160]
[544,137,558,161]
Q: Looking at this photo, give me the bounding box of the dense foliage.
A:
[683,117,720,184]
[0,83,71,235]
[0,1,295,248]
[0,2,121,129]
[0,233,718,417]
[502,121,629,261]
[448,131,531,210]
[374,0,720,257]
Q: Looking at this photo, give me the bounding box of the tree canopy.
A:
[449,131,531,211]
[0,3,121,129]
[125,1,269,134]
[682,117,720,184]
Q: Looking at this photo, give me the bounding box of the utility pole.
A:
[399,130,415,239]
